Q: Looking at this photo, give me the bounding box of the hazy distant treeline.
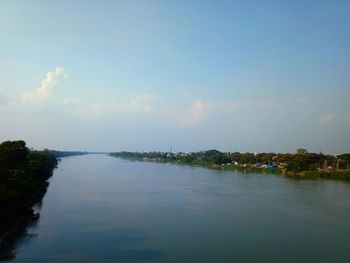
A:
[50,150,88,158]
[110,149,350,174]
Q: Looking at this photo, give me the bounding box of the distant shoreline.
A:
[110,150,350,181]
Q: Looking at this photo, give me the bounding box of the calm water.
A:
[8,154,350,263]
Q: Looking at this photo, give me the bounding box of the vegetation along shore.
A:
[110,149,350,180]
[0,140,88,260]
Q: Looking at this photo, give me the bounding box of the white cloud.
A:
[88,103,106,119]
[320,114,335,123]
[181,99,209,126]
[63,97,83,106]
[76,94,158,120]
[190,100,207,121]
[22,67,68,104]
[118,94,156,113]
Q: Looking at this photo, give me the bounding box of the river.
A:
[7,154,350,263]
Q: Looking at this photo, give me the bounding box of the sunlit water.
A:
[10,154,350,262]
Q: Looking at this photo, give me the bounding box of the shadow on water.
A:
[0,220,39,262]
[1,220,165,262]
[37,228,166,262]
[1,223,165,262]
[0,186,48,262]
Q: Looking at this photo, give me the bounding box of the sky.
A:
[0,0,349,153]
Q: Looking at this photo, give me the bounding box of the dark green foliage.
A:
[239,153,256,164]
[0,140,57,240]
[336,154,350,169]
[337,153,350,161]
[285,157,308,173]
[111,150,232,166]
[0,140,28,170]
[111,149,350,180]
[201,150,231,165]
[297,148,308,154]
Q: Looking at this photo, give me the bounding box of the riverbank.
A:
[0,141,58,260]
[110,154,350,181]
[290,170,350,180]
[4,154,350,263]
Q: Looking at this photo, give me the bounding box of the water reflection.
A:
[40,228,165,262]
[0,182,48,262]
[0,220,39,262]
[1,215,165,262]
[3,155,350,263]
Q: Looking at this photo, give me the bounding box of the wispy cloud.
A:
[22,67,68,104]
[218,97,307,112]
[320,114,335,123]
[88,103,106,119]
[116,94,157,114]
[63,97,83,106]
[0,88,6,105]
[181,99,209,126]
[65,94,158,120]
[190,100,207,121]
[342,113,350,123]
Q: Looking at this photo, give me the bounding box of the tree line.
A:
[110,148,350,175]
[0,140,58,259]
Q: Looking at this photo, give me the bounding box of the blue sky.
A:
[0,0,349,153]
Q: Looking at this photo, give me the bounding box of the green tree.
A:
[0,140,29,169]
[285,157,308,173]
[297,148,308,155]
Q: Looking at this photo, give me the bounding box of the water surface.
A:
[9,154,350,262]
